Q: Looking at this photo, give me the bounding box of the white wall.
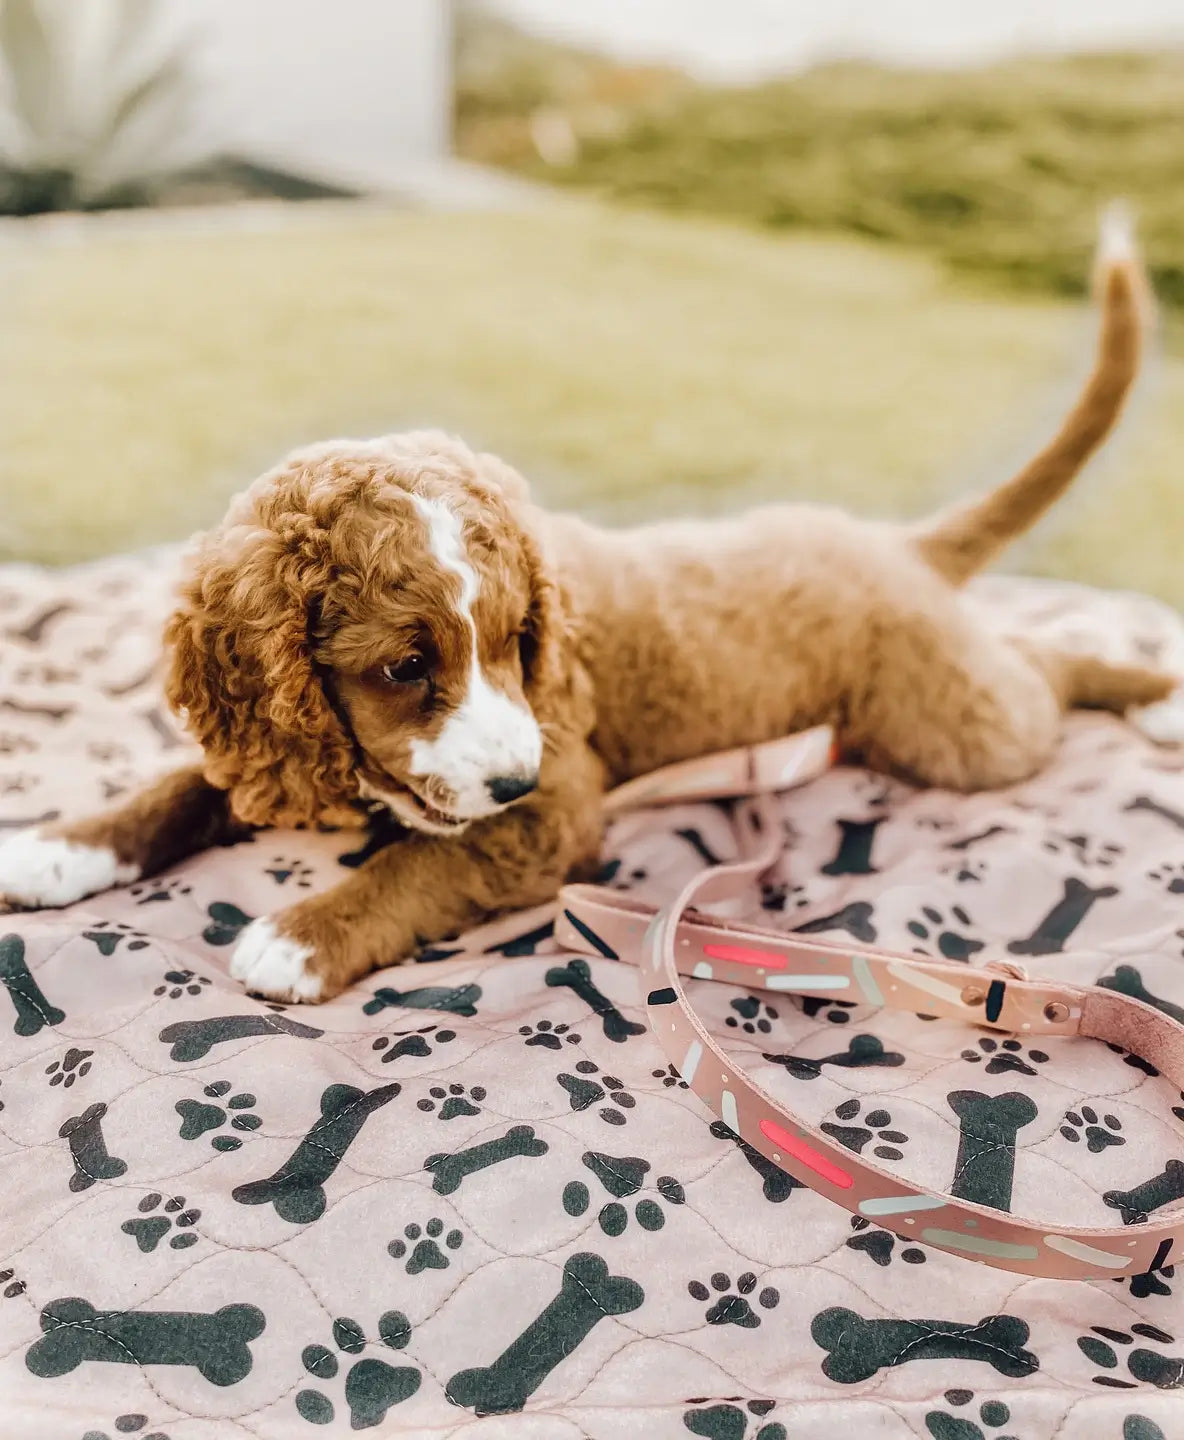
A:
[173,0,450,182]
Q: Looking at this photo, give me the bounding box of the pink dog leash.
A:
[555,726,1184,1281]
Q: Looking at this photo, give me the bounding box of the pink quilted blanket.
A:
[0,550,1183,1440]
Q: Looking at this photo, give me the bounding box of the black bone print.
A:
[483,919,557,957]
[676,827,726,866]
[0,697,72,722]
[233,1082,399,1224]
[60,1103,127,1193]
[946,1091,1037,1211]
[1105,1163,1184,1226]
[1006,877,1118,956]
[1096,967,1184,1027]
[821,817,884,875]
[763,1033,905,1080]
[425,1125,549,1196]
[794,902,877,943]
[709,1120,804,1203]
[201,903,253,947]
[1125,795,1184,831]
[9,601,74,644]
[361,982,481,1018]
[946,824,1011,852]
[0,933,65,1036]
[811,1307,1038,1384]
[544,959,644,1042]
[159,1013,324,1062]
[141,707,183,750]
[0,809,59,830]
[446,1253,643,1415]
[25,1297,265,1386]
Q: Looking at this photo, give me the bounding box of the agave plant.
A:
[0,0,203,213]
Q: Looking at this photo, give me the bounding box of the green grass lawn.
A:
[4,199,1183,604]
[457,12,1184,309]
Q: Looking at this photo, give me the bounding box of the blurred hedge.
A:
[456,9,1184,308]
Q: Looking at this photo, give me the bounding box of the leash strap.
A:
[556,725,1184,1280]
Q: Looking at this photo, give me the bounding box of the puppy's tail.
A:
[912,206,1148,586]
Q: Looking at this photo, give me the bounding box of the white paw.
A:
[1130,692,1184,747]
[0,831,138,909]
[230,917,323,1003]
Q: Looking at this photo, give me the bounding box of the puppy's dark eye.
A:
[381,655,429,685]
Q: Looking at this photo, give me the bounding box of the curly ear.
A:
[516,517,592,741]
[163,522,361,829]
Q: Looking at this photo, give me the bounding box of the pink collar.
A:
[557,727,1184,1281]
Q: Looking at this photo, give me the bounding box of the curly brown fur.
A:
[0,223,1174,998]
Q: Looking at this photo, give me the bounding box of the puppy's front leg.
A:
[0,765,248,910]
[230,794,601,1003]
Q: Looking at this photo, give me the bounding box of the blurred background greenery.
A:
[3,0,1183,604]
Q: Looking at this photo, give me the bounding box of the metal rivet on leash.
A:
[961,984,986,1006]
[1044,1001,1069,1022]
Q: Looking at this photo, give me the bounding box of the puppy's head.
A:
[165,431,569,834]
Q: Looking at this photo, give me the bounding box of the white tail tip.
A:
[1098,201,1136,264]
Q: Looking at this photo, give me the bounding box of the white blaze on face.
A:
[408,495,542,816]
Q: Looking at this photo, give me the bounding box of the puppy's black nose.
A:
[487,773,538,806]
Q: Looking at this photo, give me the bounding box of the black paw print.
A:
[0,1267,25,1299]
[760,880,809,914]
[847,1216,926,1267]
[153,968,211,999]
[1174,1091,1184,1125]
[265,855,314,888]
[800,996,856,1024]
[121,1193,200,1253]
[296,1313,419,1428]
[45,1047,92,1088]
[726,996,779,1035]
[684,1400,786,1440]
[519,1019,581,1050]
[925,1391,1017,1439]
[1061,1105,1125,1153]
[1148,863,1184,895]
[81,1415,171,1440]
[1078,1323,1184,1389]
[1107,1042,1160,1078]
[81,920,148,955]
[652,1063,688,1090]
[557,1059,636,1125]
[822,1099,908,1160]
[86,741,130,763]
[961,1036,1049,1077]
[907,905,984,962]
[175,1081,261,1151]
[563,1149,685,1235]
[201,901,253,947]
[591,857,651,891]
[416,1083,485,1120]
[945,858,989,884]
[688,1272,780,1329]
[388,1218,464,1273]
[1044,832,1122,868]
[371,1023,456,1064]
[129,877,192,905]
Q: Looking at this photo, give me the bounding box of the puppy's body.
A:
[0,224,1175,1000]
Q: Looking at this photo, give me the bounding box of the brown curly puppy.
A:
[0,221,1174,1000]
